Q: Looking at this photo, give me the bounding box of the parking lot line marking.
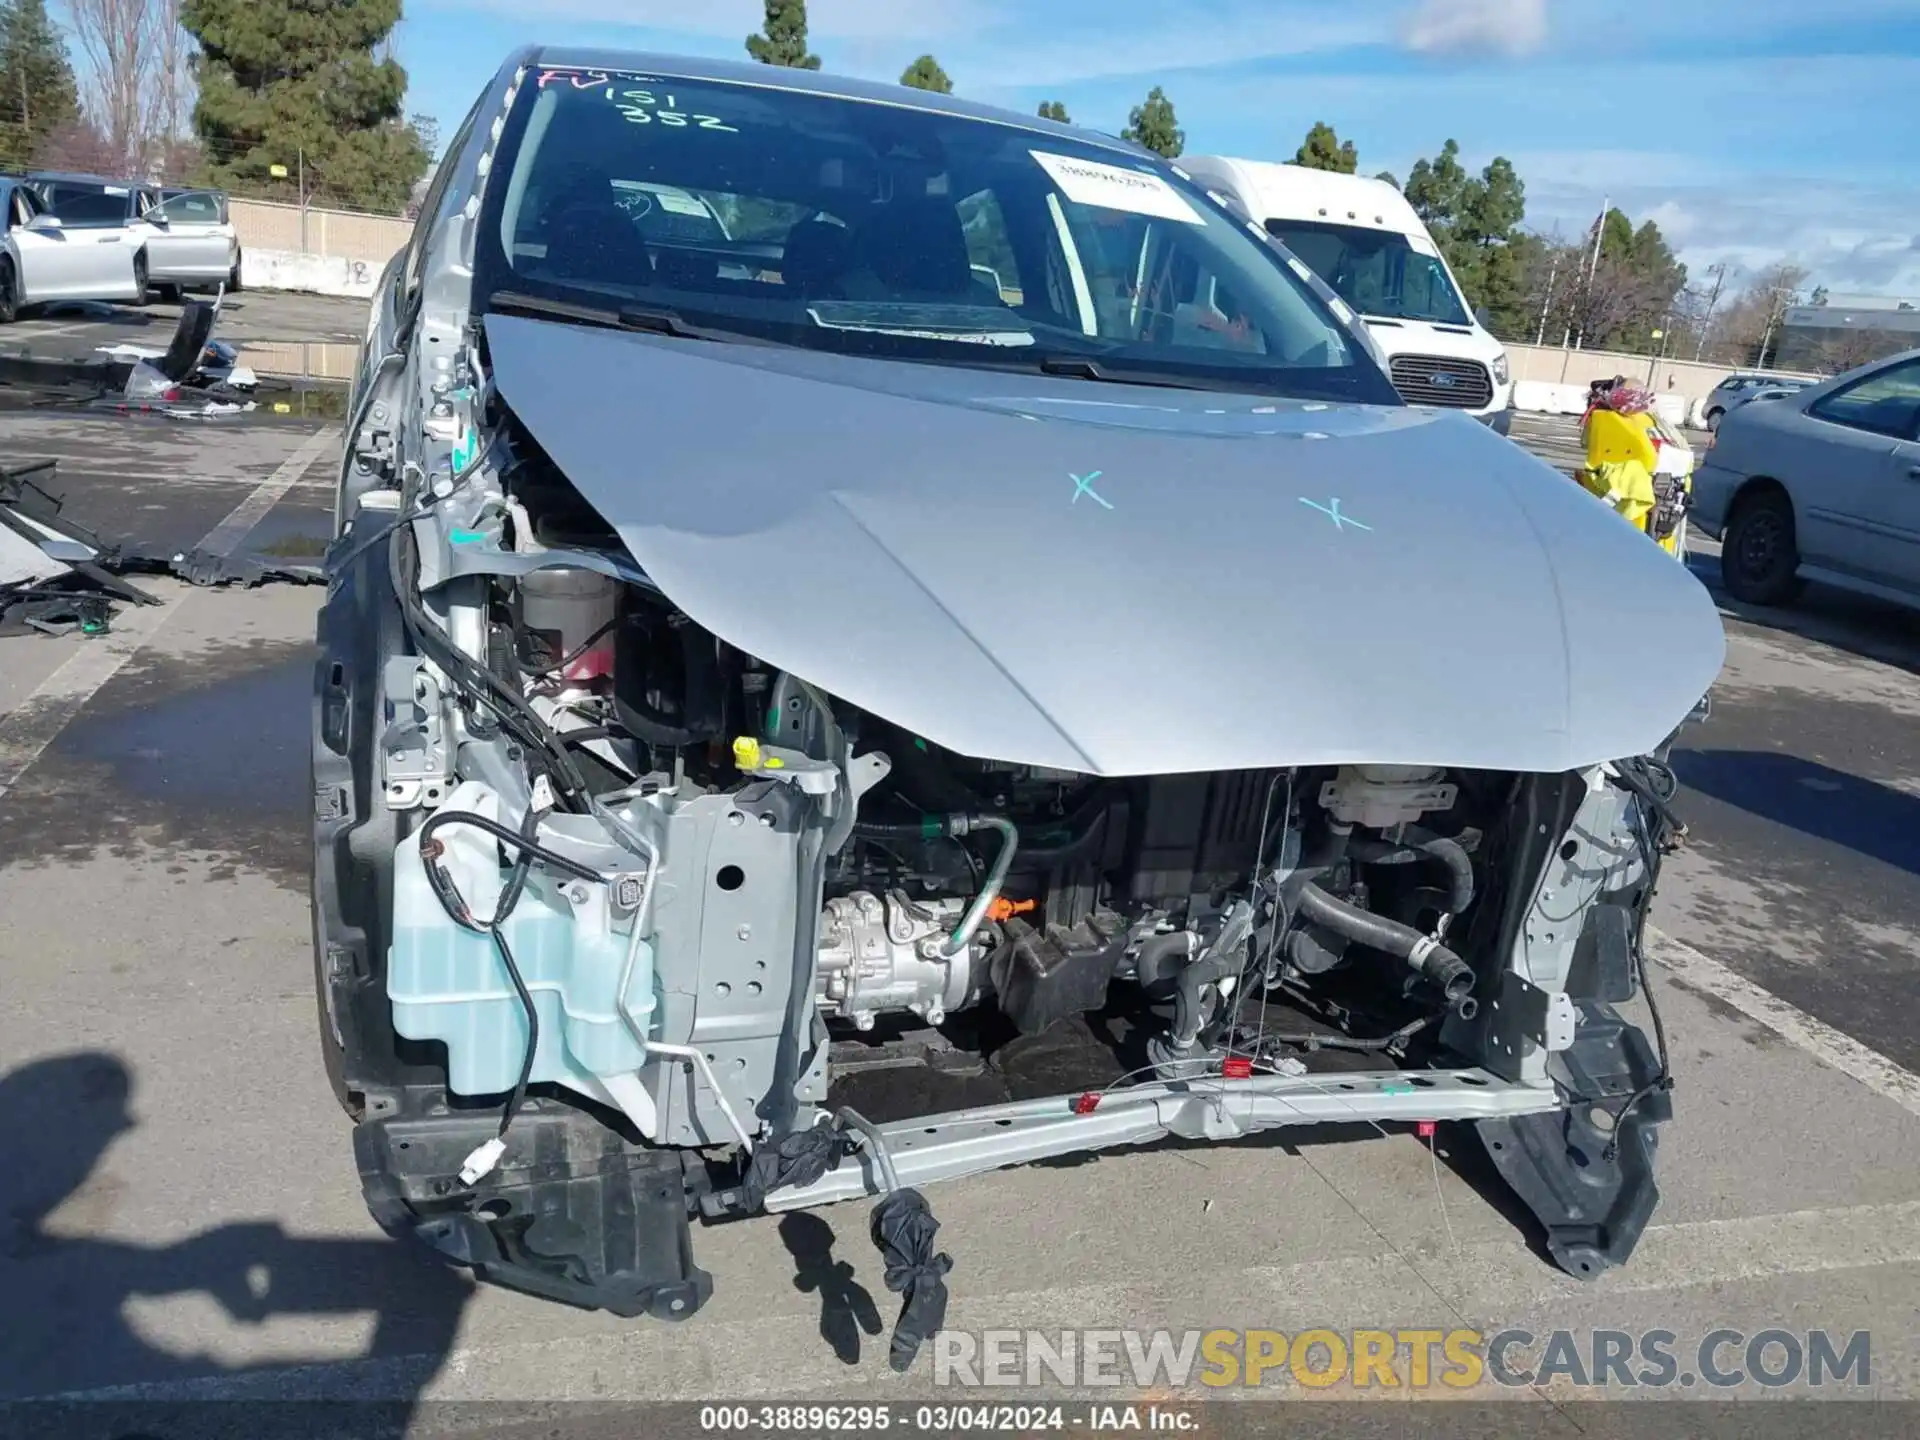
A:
[1646,925,1920,1119]
[33,1197,1920,1403]
[193,425,339,558]
[0,426,338,800]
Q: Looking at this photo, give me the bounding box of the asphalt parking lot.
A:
[2,399,1917,1431]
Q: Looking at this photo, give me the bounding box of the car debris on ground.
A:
[1,298,332,636]
[0,295,260,420]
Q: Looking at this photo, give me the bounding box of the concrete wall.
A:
[230,198,412,270]
[1503,342,1819,401]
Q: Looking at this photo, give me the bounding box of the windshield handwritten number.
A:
[614,89,738,133]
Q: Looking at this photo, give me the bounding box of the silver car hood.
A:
[485,313,1725,776]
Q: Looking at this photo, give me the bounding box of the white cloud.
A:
[1398,0,1549,57]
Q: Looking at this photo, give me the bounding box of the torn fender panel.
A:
[484,313,1726,776]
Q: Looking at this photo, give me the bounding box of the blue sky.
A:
[394,0,1920,294]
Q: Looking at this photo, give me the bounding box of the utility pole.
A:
[298,147,308,253]
[1756,288,1791,371]
[1693,263,1727,361]
[1571,196,1608,351]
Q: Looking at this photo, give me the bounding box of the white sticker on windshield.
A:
[1029,151,1204,224]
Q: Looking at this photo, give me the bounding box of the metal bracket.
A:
[381,656,451,810]
[1484,971,1579,1067]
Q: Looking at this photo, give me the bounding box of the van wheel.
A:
[1721,486,1804,605]
[131,251,151,306]
[228,255,243,294]
[1705,407,1724,433]
[0,258,16,324]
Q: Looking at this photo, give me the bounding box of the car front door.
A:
[139,190,233,282]
[1796,357,1920,589]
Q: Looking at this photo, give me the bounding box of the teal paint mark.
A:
[1300,496,1370,531]
[1381,1081,1415,1096]
[1070,470,1112,509]
[449,528,490,545]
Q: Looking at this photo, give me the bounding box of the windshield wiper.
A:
[487,290,739,343]
[1029,354,1257,394]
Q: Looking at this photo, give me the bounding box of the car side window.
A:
[156,192,222,224]
[1808,359,1920,441]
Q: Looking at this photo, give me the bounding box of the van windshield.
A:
[1263,218,1470,327]
[473,66,1401,405]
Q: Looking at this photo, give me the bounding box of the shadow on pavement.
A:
[1688,554,1920,678]
[1673,749,1920,876]
[0,1051,472,1439]
[778,1211,883,1367]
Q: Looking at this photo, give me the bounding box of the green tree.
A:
[0,0,79,169]
[1402,138,1535,333]
[1120,85,1182,158]
[1373,169,1399,188]
[1293,121,1356,174]
[182,0,431,214]
[899,54,952,93]
[745,0,820,69]
[1037,100,1070,123]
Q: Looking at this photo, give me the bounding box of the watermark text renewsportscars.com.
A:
[934,1327,1872,1391]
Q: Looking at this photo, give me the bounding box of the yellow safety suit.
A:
[1578,409,1659,535]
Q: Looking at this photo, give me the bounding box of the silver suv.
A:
[313,44,1724,1344]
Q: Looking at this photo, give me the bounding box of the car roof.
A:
[26,171,144,187]
[525,46,1143,158]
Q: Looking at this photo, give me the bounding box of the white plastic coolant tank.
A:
[388,781,656,1097]
[1319,765,1458,829]
[519,566,616,682]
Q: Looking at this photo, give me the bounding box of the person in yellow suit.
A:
[1579,383,1660,533]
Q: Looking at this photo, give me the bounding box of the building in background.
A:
[1779,293,1920,372]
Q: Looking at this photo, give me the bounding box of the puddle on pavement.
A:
[235,500,334,561]
[0,636,315,889]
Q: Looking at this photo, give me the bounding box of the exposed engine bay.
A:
[315,371,1703,1352]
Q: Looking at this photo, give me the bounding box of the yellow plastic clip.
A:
[732,736,761,771]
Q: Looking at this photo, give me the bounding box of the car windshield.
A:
[40,183,129,225]
[476,66,1395,404]
[1262,218,1471,327]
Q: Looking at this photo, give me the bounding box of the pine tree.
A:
[745,0,821,69]
[0,0,79,169]
[1293,122,1357,174]
[1120,87,1182,159]
[1037,100,1070,123]
[899,55,952,93]
[181,0,431,213]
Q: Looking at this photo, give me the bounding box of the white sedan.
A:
[0,176,144,321]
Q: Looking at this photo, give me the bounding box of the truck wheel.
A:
[0,259,16,325]
[131,250,151,307]
[1721,486,1804,605]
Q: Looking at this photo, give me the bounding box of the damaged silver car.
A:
[312,48,1726,1360]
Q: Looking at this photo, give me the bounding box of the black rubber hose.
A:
[1347,826,1474,915]
[1134,929,1197,989]
[1172,946,1240,1049]
[1295,882,1475,1003]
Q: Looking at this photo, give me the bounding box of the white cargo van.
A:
[1180,156,1514,432]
